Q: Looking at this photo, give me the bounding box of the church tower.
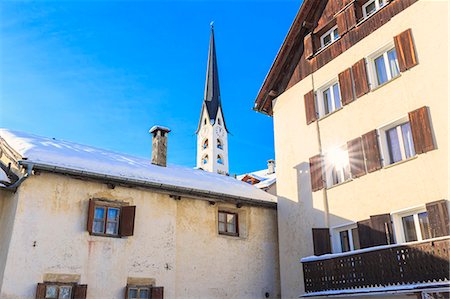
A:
[196,24,229,175]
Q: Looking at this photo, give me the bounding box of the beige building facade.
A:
[254,0,449,298]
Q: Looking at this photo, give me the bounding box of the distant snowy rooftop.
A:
[0,129,276,204]
[237,168,276,189]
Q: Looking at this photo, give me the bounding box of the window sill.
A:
[355,2,390,28]
[383,155,418,169]
[370,74,401,92]
[326,178,353,190]
[89,233,122,239]
[317,107,344,122]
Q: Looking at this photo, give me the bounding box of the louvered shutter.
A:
[87,199,95,234]
[394,28,418,72]
[352,58,370,98]
[347,137,366,178]
[312,228,331,256]
[426,200,449,238]
[35,283,46,299]
[338,68,354,105]
[304,33,314,59]
[73,284,88,299]
[119,205,136,237]
[309,154,324,191]
[357,219,373,249]
[369,214,394,246]
[304,90,317,125]
[362,130,382,173]
[408,106,435,154]
[151,287,164,299]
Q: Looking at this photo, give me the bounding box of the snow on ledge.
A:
[301,236,450,263]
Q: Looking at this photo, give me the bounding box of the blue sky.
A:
[0,0,302,175]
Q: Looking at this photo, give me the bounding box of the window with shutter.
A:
[378,117,416,166]
[362,130,382,173]
[73,285,88,299]
[312,228,332,256]
[347,137,366,178]
[408,106,435,154]
[309,154,324,191]
[369,214,394,246]
[426,200,449,238]
[36,283,47,299]
[394,28,418,72]
[351,58,370,98]
[120,206,136,237]
[35,283,86,299]
[357,219,373,249]
[304,90,317,125]
[338,68,354,106]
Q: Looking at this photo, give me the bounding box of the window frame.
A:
[92,204,121,237]
[362,0,387,19]
[391,206,432,244]
[367,43,400,89]
[331,223,360,253]
[324,145,351,188]
[378,117,416,166]
[126,285,152,299]
[320,25,339,49]
[315,79,342,118]
[44,283,74,299]
[218,211,239,237]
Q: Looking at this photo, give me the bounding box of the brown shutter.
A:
[357,219,373,249]
[337,3,357,36]
[338,68,354,105]
[151,287,164,299]
[394,28,418,72]
[304,33,314,59]
[119,205,136,237]
[351,58,370,98]
[73,284,88,299]
[312,228,331,256]
[337,12,348,36]
[426,200,449,238]
[408,106,435,154]
[370,214,394,246]
[125,285,131,299]
[347,137,366,178]
[362,130,382,173]
[309,154,324,192]
[35,283,46,299]
[304,90,317,125]
[87,199,95,234]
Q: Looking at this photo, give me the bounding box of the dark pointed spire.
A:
[203,22,222,121]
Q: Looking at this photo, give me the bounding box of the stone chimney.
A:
[267,159,275,174]
[149,126,171,167]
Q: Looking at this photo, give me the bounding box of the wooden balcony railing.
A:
[302,237,450,293]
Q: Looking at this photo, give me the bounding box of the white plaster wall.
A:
[0,172,279,299]
[272,1,448,298]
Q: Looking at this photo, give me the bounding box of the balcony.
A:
[301,237,449,295]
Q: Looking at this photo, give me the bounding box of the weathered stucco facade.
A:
[0,171,280,298]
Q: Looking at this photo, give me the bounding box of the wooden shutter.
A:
[73,284,88,299]
[408,106,435,154]
[357,219,373,249]
[370,214,394,246]
[312,228,331,256]
[35,283,46,299]
[87,199,95,234]
[304,33,314,59]
[426,200,449,238]
[337,3,357,36]
[347,137,366,178]
[362,130,382,173]
[394,28,418,72]
[352,58,370,98]
[309,154,324,192]
[119,205,136,237]
[151,287,164,299]
[304,90,317,125]
[338,68,354,105]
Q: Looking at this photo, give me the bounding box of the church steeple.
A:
[196,24,229,175]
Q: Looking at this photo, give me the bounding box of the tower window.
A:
[202,155,209,165]
[204,119,207,125]
[217,155,223,165]
[217,139,223,149]
[203,139,209,149]
[218,118,222,125]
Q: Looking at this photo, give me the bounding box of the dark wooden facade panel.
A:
[362,130,382,173]
[309,154,324,192]
[351,58,370,98]
[394,29,418,71]
[338,68,354,105]
[347,137,366,178]
[408,106,435,154]
[426,200,449,238]
[304,90,317,125]
[312,228,332,256]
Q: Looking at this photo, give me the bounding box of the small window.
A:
[36,283,87,299]
[88,199,136,237]
[362,0,387,19]
[127,286,150,299]
[45,285,72,299]
[217,118,222,125]
[217,139,223,149]
[218,211,238,236]
[93,206,120,235]
[203,139,208,150]
[325,146,351,187]
[202,154,209,165]
[401,211,431,242]
[316,80,341,118]
[368,46,400,88]
[334,225,360,253]
[217,155,223,165]
[320,26,339,49]
[380,120,415,165]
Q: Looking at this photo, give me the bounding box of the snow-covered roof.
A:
[0,129,276,204]
[0,167,10,188]
[237,168,276,189]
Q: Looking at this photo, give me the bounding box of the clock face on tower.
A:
[215,126,225,137]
